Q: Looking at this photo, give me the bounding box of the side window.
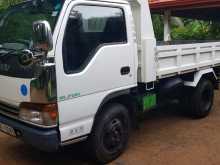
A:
[62,5,127,74]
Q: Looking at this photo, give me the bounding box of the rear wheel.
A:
[89,103,131,164]
[182,79,214,118]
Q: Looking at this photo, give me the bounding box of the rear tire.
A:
[182,79,214,118]
[89,103,131,164]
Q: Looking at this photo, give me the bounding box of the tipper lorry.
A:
[0,0,220,163]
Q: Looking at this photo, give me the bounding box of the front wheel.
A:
[89,103,131,164]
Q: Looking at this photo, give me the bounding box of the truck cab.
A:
[0,0,141,162]
[0,0,219,163]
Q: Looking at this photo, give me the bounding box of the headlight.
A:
[19,102,58,127]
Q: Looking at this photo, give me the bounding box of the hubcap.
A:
[103,118,124,153]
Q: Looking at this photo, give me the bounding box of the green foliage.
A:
[0,11,52,43]
[152,15,164,41]
[152,14,220,41]
[207,22,220,39]
[0,1,56,44]
[0,0,23,10]
[172,20,209,40]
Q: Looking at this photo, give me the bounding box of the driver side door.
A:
[55,1,137,142]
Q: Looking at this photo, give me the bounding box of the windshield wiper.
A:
[0,49,23,62]
[0,47,13,51]
[0,49,38,67]
[0,49,18,56]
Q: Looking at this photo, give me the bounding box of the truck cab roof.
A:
[64,0,128,4]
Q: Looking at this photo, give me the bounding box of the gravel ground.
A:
[1,91,220,165]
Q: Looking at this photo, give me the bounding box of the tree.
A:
[0,0,24,10]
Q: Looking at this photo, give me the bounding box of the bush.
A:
[171,20,209,40]
[152,14,220,41]
[0,0,24,10]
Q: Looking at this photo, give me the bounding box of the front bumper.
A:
[0,114,60,152]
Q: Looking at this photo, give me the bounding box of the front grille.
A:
[0,102,19,119]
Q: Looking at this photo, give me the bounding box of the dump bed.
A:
[156,41,220,78]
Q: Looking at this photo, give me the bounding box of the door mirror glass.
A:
[33,20,53,52]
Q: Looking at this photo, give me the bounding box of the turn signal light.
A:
[19,102,58,127]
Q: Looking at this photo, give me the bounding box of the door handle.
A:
[121,66,130,75]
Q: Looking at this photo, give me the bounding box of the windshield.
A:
[0,0,63,78]
[0,0,62,50]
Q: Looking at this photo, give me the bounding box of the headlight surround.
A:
[19,102,58,127]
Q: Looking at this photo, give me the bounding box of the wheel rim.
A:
[201,85,213,111]
[102,118,124,154]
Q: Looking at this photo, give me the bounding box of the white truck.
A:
[0,0,219,163]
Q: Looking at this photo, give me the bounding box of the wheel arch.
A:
[93,89,138,129]
[184,68,218,89]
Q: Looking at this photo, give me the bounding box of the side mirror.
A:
[33,20,53,52]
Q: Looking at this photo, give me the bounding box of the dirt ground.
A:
[1,92,220,165]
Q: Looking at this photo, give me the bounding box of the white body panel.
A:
[55,0,137,142]
[0,75,31,106]
[128,0,157,83]
[58,85,135,141]
[139,38,156,82]
[127,0,220,83]
[156,42,220,78]
[184,68,217,87]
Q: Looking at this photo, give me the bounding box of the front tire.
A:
[89,103,130,164]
